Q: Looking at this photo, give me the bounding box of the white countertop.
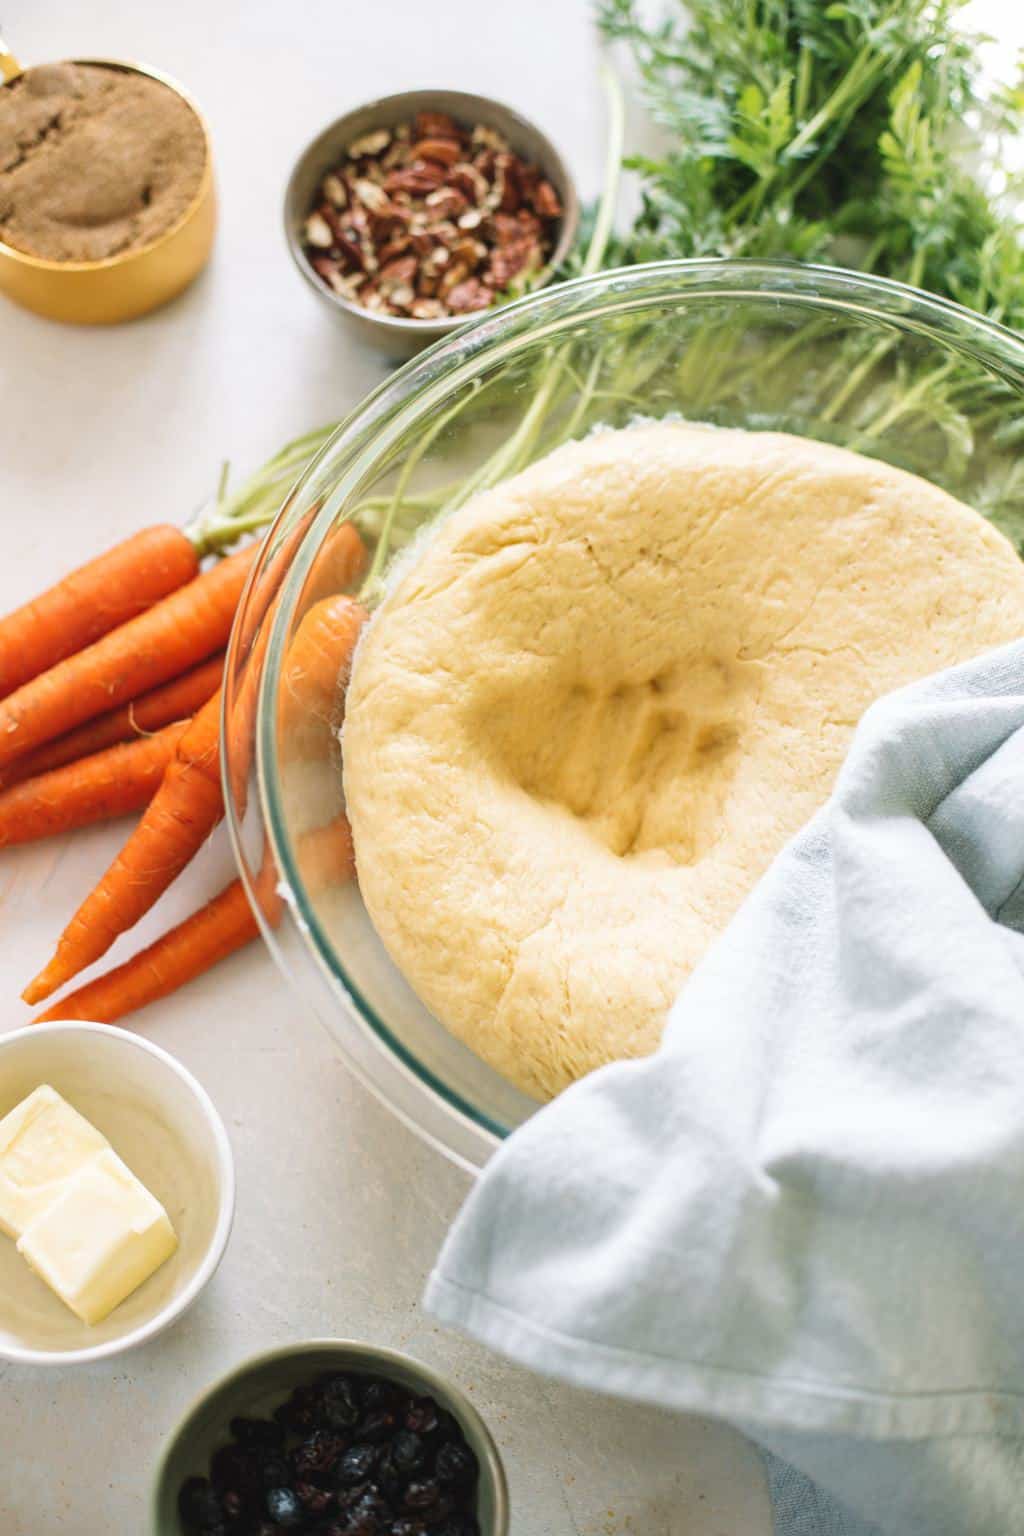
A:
[1,1,1017,1531]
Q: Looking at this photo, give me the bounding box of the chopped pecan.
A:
[446,277,493,313]
[322,174,348,209]
[414,110,462,140]
[439,260,471,297]
[377,234,412,265]
[304,212,334,249]
[302,108,563,320]
[450,162,489,204]
[411,137,462,166]
[347,128,391,158]
[471,124,510,152]
[488,236,542,289]
[384,161,447,197]
[531,179,563,219]
[354,177,391,213]
[424,186,469,220]
[378,253,419,287]
[451,236,487,270]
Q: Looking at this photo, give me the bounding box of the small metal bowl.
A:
[150,1338,510,1534]
[0,55,216,324]
[284,88,579,358]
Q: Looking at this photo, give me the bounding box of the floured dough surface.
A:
[343,424,1024,1100]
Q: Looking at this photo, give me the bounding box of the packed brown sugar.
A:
[0,62,206,262]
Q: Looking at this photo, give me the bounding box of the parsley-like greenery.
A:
[598,0,1024,328]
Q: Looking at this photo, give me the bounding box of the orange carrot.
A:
[0,722,189,846]
[34,817,358,1025]
[301,521,368,607]
[0,542,256,772]
[23,690,226,1004]
[0,525,199,701]
[279,594,367,738]
[2,653,225,787]
[34,878,259,1024]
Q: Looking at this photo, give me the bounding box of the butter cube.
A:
[0,1084,109,1239]
[17,1146,177,1325]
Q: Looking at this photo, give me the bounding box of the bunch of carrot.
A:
[0,514,367,1028]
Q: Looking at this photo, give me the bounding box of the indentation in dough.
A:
[471,651,758,863]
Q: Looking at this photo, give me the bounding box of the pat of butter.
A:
[17,1146,177,1326]
[0,1084,108,1240]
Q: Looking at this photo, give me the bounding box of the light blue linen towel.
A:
[425,639,1024,1535]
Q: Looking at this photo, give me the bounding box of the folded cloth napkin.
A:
[425,638,1024,1536]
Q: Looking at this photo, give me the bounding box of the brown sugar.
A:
[0,62,206,262]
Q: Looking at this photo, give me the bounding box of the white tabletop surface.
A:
[0,1,1018,1532]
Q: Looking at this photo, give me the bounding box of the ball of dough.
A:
[342,424,1024,1100]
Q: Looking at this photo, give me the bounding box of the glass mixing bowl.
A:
[223,258,1024,1172]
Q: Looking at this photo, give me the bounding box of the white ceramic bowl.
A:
[0,1022,234,1365]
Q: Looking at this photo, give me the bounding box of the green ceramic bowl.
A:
[151,1338,510,1534]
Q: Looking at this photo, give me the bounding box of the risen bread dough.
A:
[343,424,1024,1100]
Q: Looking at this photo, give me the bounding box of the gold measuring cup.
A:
[0,39,216,323]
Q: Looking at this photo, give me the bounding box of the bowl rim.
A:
[282,85,581,337]
[149,1335,511,1535]
[0,1019,235,1366]
[0,58,214,274]
[226,255,1024,1163]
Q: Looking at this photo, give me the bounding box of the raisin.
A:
[435,1442,478,1487]
[265,1486,304,1527]
[336,1442,379,1487]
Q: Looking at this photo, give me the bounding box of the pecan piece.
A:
[438,260,471,297]
[450,162,489,204]
[385,161,447,196]
[377,234,412,265]
[304,212,334,249]
[322,174,348,209]
[411,137,462,166]
[488,237,541,289]
[414,110,461,141]
[410,297,446,319]
[446,277,493,313]
[347,128,391,158]
[424,186,469,220]
[531,179,563,219]
[378,253,419,287]
[354,177,391,213]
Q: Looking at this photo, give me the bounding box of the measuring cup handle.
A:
[0,36,23,83]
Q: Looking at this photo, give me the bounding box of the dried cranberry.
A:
[295,1478,338,1517]
[359,1408,398,1444]
[337,1442,379,1487]
[404,1479,442,1512]
[219,1487,254,1523]
[265,1486,304,1527]
[435,1442,478,1487]
[391,1429,424,1474]
[290,1428,346,1482]
[375,1446,404,1506]
[229,1415,285,1450]
[321,1372,362,1430]
[404,1397,440,1437]
[362,1379,399,1412]
[343,1488,393,1535]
